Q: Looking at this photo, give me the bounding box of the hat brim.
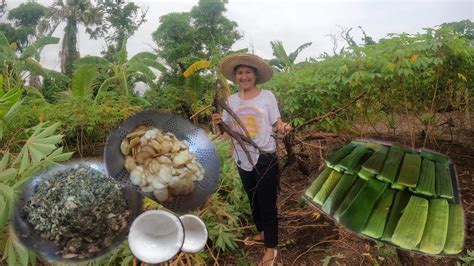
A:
[219,54,273,84]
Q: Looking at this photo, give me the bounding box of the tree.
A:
[0,0,6,18]
[42,0,102,76]
[441,19,474,40]
[152,0,241,79]
[269,40,312,72]
[0,31,61,91]
[190,0,241,57]
[98,0,148,61]
[323,26,375,57]
[0,2,48,51]
[153,12,200,74]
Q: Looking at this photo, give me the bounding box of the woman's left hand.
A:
[276,120,292,135]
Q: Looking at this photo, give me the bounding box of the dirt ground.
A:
[19,113,472,265]
[220,123,474,265]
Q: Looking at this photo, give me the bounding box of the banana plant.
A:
[0,31,62,91]
[75,48,166,98]
[182,48,248,99]
[0,84,22,141]
[0,122,73,265]
[55,66,98,101]
[269,40,312,72]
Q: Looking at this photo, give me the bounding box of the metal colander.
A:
[103,110,220,213]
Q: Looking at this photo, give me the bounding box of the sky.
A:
[2,0,473,71]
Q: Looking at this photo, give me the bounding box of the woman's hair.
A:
[233,64,258,76]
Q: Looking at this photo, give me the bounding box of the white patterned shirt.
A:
[222,89,281,171]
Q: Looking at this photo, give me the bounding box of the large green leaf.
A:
[271,40,292,70]
[0,183,15,210]
[0,32,15,58]
[0,31,10,51]
[35,122,60,139]
[127,62,156,81]
[13,123,64,172]
[71,67,98,99]
[129,52,157,63]
[4,234,30,266]
[0,87,22,109]
[0,151,10,171]
[0,168,17,183]
[46,69,71,84]
[22,58,48,77]
[15,147,74,187]
[4,99,22,121]
[45,147,74,162]
[0,195,7,229]
[75,56,111,68]
[139,58,167,73]
[17,148,30,175]
[96,77,116,101]
[288,42,312,62]
[21,36,60,60]
[0,88,22,140]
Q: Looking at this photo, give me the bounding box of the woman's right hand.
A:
[211,113,223,125]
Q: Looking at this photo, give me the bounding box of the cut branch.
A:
[190,104,213,120]
[213,95,261,151]
[283,91,367,167]
[213,91,261,166]
[295,91,367,131]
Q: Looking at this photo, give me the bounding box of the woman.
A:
[212,53,291,265]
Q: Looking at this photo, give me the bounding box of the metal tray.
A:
[302,138,465,257]
[103,110,220,213]
[12,160,143,263]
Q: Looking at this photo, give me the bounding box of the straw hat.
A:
[219,53,273,84]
